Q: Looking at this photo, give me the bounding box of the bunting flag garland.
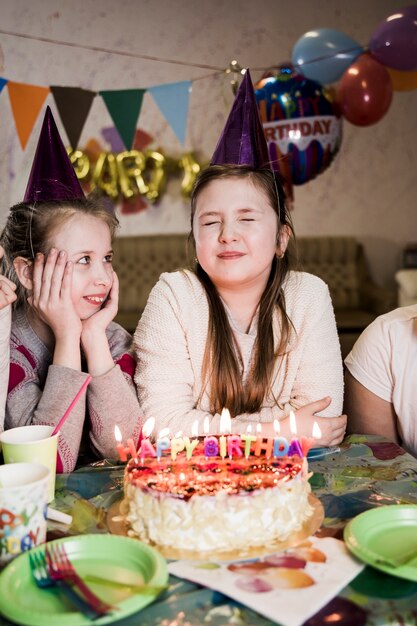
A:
[100,89,146,150]
[148,81,192,144]
[0,77,8,94]
[50,86,96,149]
[7,81,50,149]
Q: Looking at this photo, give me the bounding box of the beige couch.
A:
[112,234,396,357]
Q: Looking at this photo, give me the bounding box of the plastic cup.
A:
[0,425,58,503]
[0,462,49,566]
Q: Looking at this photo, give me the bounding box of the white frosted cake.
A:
[124,444,314,555]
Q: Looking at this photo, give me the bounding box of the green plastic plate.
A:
[344,505,417,582]
[0,534,168,626]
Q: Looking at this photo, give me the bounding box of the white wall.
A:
[0,0,416,288]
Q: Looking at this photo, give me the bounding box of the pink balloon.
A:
[336,53,393,126]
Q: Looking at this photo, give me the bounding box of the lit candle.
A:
[241,424,257,459]
[203,416,210,435]
[287,410,303,457]
[272,419,290,457]
[184,420,199,459]
[138,417,157,460]
[203,416,215,458]
[114,425,138,462]
[156,427,171,460]
[171,430,186,460]
[227,435,243,458]
[204,436,219,457]
[219,409,231,459]
[300,421,321,456]
[254,423,273,458]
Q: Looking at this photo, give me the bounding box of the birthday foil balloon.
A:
[255,66,342,185]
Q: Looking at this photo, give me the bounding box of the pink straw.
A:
[51,374,92,436]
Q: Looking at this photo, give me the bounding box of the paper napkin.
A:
[169,536,364,626]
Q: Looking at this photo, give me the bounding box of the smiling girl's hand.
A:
[0,245,17,309]
[28,250,82,341]
[81,270,119,340]
[81,271,120,377]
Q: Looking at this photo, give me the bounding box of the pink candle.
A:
[227,435,243,458]
[300,421,321,456]
[139,438,157,460]
[114,426,138,461]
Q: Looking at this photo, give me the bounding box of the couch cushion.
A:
[295,237,362,310]
[113,234,189,313]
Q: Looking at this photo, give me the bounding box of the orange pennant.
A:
[7,81,50,149]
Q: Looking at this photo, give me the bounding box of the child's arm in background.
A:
[81,272,143,458]
[86,324,143,460]
[0,244,16,433]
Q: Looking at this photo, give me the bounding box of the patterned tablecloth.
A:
[2,434,417,626]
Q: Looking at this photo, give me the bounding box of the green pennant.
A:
[100,89,145,150]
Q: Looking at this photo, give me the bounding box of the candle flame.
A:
[159,427,170,439]
[219,408,232,434]
[246,424,252,433]
[273,419,280,435]
[312,421,322,439]
[256,423,262,434]
[142,417,155,438]
[289,410,297,436]
[191,420,199,438]
[203,416,210,435]
[174,430,183,438]
[114,425,122,443]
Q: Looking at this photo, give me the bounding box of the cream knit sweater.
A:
[134,270,343,435]
[0,306,11,433]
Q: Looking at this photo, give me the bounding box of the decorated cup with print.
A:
[0,425,58,503]
[0,462,49,566]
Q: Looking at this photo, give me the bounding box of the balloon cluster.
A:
[292,6,417,125]
[255,6,417,187]
[68,148,202,202]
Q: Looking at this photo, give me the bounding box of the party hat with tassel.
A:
[211,69,271,169]
[24,106,84,203]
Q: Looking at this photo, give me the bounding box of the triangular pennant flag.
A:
[50,86,96,149]
[7,81,50,149]
[100,89,145,150]
[0,77,8,94]
[149,81,191,144]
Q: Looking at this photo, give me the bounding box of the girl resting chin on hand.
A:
[0,198,142,472]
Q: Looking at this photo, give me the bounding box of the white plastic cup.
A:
[0,462,49,566]
[0,425,58,503]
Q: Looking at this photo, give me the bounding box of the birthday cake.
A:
[123,443,314,556]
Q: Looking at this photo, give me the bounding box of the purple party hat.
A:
[24,106,84,203]
[211,69,271,168]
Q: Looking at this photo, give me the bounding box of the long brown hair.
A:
[188,165,295,417]
[0,197,119,309]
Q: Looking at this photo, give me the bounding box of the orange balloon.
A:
[387,66,417,92]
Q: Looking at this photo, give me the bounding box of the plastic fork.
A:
[29,550,101,619]
[45,543,115,616]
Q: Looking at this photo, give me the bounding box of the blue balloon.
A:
[292,28,363,84]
